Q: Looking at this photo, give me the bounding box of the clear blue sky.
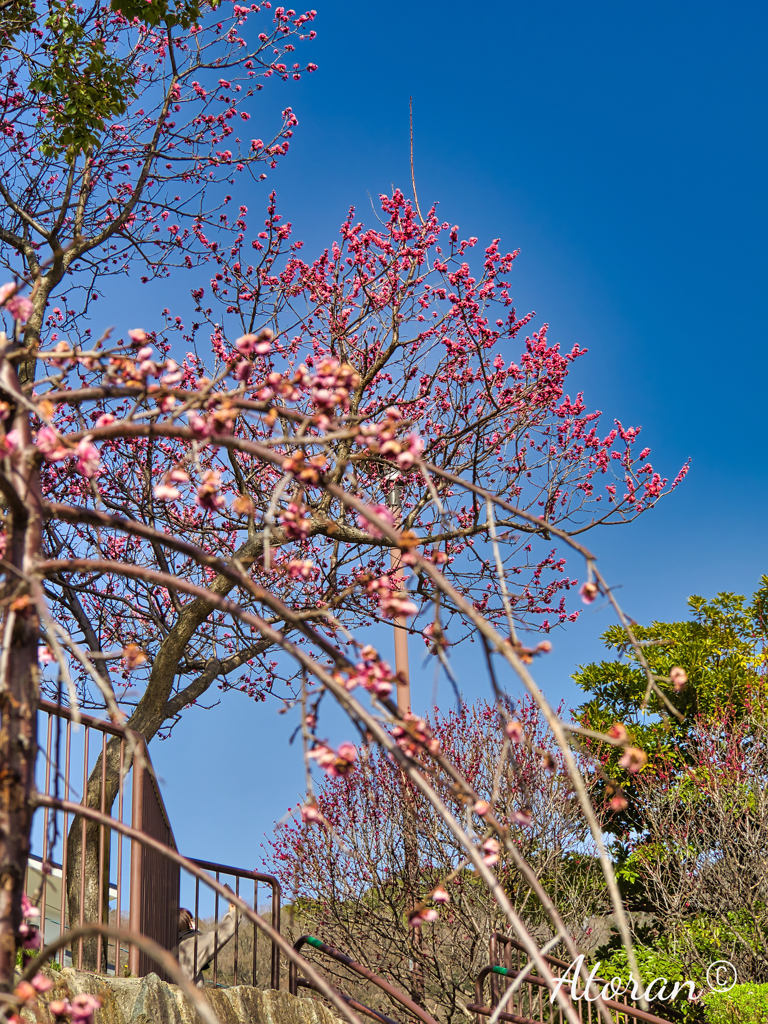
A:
[108,0,768,872]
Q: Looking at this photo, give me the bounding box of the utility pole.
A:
[387,476,411,713]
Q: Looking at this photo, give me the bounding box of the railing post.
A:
[128,739,144,977]
[271,880,281,990]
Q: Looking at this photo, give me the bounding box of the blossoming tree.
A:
[268,697,612,1021]
[0,180,684,999]
[0,0,317,381]
[0,0,688,1000]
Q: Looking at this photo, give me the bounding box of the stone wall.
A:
[25,970,343,1024]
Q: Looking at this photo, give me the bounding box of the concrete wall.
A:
[26,970,344,1024]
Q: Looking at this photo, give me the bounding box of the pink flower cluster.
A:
[408,906,438,927]
[337,646,397,699]
[0,428,20,457]
[356,504,395,539]
[19,893,40,949]
[392,713,440,757]
[49,993,102,1024]
[281,501,311,540]
[481,837,500,866]
[154,466,190,502]
[367,575,418,619]
[282,450,327,485]
[287,559,314,580]
[195,470,226,511]
[357,406,424,471]
[618,746,648,773]
[257,365,311,404]
[309,357,360,413]
[13,974,53,1013]
[0,281,33,322]
[36,429,101,478]
[232,327,272,381]
[299,799,324,824]
[307,741,357,777]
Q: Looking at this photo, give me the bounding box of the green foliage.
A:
[573,578,768,828]
[0,0,37,45]
[25,0,211,161]
[29,2,135,159]
[596,945,704,1023]
[111,0,213,30]
[704,983,768,1024]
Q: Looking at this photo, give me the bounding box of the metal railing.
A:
[29,700,282,990]
[468,933,676,1024]
[295,976,404,1024]
[289,935,439,1024]
[186,859,281,989]
[30,699,159,976]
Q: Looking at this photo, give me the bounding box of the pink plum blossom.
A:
[154,481,181,501]
[408,907,438,926]
[618,746,648,773]
[307,742,357,777]
[367,575,418,619]
[74,438,100,478]
[579,581,599,604]
[196,470,226,511]
[670,666,688,691]
[281,501,311,541]
[0,428,19,457]
[69,993,102,1023]
[505,719,524,743]
[300,801,323,824]
[161,362,183,386]
[36,426,68,461]
[481,838,500,866]
[0,282,33,321]
[356,504,395,539]
[287,559,314,580]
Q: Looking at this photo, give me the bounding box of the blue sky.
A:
[99,0,768,872]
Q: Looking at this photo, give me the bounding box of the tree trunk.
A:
[0,347,43,989]
[65,738,122,971]
[62,536,272,967]
[0,601,39,987]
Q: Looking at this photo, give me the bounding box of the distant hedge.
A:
[704,983,768,1024]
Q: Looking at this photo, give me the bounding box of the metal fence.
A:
[468,932,675,1024]
[29,700,280,988]
[185,859,281,989]
[31,699,140,975]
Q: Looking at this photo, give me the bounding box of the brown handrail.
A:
[33,795,364,1024]
[188,858,281,990]
[297,977,404,1024]
[38,699,126,737]
[34,700,139,975]
[290,935,439,1024]
[475,965,677,1024]
[465,1005,542,1024]
[491,931,575,974]
[489,931,605,1021]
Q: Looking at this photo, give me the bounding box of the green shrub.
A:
[596,946,704,1024]
[704,983,768,1024]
